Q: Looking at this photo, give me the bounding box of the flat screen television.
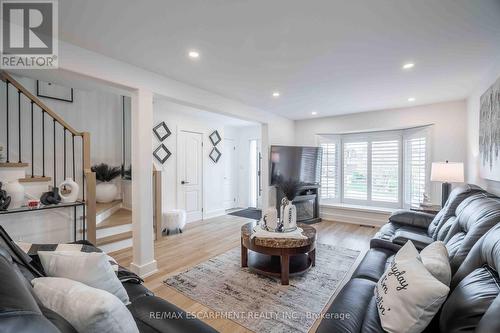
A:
[270,145,323,185]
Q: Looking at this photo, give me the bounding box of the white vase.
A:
[263,207,278,231]
[96,182,118,203]
[5,180,24,208]
[281,199,297,230]
[59,178,79,203]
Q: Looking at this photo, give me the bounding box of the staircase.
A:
[0,71,97,244]
[83,200,133,253]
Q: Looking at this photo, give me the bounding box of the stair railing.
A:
[0,71,96,244]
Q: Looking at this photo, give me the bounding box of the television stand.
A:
[276,184,321,224]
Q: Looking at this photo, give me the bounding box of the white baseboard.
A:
[204,208,226,220]
[130,260,158,279]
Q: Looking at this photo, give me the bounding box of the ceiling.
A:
[59,0,500,120]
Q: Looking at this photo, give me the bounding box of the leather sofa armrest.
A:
[128,295,218,333]
[392,230,434,250]
[389,210,435,229]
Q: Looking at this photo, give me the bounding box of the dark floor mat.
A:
[228,208,262,221]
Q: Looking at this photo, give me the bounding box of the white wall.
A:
[295,100,468,204]
[224,125,261,208]
[153,98,229,219]
[466,63,500,196]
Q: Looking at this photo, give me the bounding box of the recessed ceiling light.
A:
[402,63,415,70]
[311,111,318,115]
[408,97,416,102]
[188,50,200,59]
[272,91,280,97]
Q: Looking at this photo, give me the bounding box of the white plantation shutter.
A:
[371,140,400,203]
[343,141,368,200]
[320,142,338,199]
[405,136,428,207]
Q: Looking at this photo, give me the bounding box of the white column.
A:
[130,88,158,278]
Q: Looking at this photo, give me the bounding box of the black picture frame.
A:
[209,130,221,146]
[209,147,222,163]
[153,144,171,164]
[36,80,74,103]
[153,122,171,141]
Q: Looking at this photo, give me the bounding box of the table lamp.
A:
[431,161,464,206]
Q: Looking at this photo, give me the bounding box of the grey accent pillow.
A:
[375,241,450,333]
[420,241,451,286]
[32,277,138,333]
[38,251,129,304]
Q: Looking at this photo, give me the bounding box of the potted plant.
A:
[91,163,121,203]
[276,179,301,231]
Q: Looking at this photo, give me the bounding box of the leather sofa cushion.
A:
[389,210,435,229]
[440,266,499,332]
[351,248,394,282]
[316,278,382,333]
[123,282,154,302]
[392,230,434,250]
[0,249,60,333]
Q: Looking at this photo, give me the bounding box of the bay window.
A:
[319,126,431,209]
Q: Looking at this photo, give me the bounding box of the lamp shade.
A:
[431,162,464,183]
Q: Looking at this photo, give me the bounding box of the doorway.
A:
[223,138,238,209]
[177,130,203,223]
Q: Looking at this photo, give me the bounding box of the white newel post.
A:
[130,88,158,278]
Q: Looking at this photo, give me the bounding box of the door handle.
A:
[181,181,189,184]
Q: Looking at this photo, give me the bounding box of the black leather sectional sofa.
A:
[317,184,500,333]
[0,226,217,333]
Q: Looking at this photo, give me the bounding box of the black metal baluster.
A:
[18,91,21,163]
[42,111,45,176]
[53,119,56,188]
[63,128,67,180]
[31,101,34,177]
[72,134,75,180]
[5,82,9,163]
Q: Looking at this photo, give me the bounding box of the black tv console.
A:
[276,184,321,224]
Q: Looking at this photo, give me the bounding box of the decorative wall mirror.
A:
[209,147,222,163]
[209,130,221,146]
[153,121,171,141]
[154,144,172,164]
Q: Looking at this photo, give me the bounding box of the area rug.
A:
[228,208,262,220]
[164,243,360,333]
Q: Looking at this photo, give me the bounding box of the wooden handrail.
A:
[0,71,83,136]
[153,165,162,240]
[82,132,96,244]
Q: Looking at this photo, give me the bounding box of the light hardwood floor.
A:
[111,215,378,333]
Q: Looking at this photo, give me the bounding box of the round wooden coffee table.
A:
[241,221,317,285]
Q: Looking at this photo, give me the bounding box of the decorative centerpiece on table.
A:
[91,163,121,203]
[261,178,301,233]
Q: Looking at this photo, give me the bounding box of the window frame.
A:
[317,126,432,209]
[340,132,403,209]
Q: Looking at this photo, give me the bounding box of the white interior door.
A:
[223,139,238,209]
[178,131,203,222]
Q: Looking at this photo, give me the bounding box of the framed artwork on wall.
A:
[153,122,171,141]
[153,144,171,164]
[37,80,74,102]
[209,130,221,146]
[209,147,222,163]
[479,76,500,181]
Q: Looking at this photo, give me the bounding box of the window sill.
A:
[320,202,397,214]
